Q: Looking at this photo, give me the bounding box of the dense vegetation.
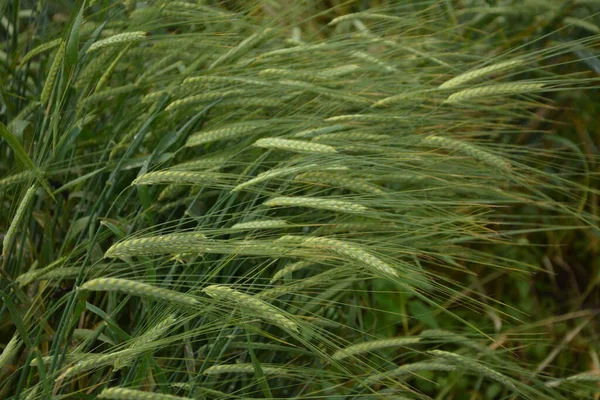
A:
[1,1,599,399]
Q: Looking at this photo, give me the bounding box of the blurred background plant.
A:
[0,0,599,399]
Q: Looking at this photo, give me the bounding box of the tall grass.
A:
[1,1,599,399]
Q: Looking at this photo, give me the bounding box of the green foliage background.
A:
[0,0,599,399]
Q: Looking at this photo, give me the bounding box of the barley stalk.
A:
[333,337,421,360]
[439,60,524,89]
[204,363,288,376]
[80,278,200,307]
[104,232,209,258]
[422,135,511,171]
[99,387,194,400]
[87,32,147,53]
[202,285,299,332]
[428,350,516,390]
[263,196,368,214]
[40,41,65,106]
[3,184,37,259]
[253,138,337,154]
[445,82,544,104]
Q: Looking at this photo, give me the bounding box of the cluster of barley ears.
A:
[0,1,598,399]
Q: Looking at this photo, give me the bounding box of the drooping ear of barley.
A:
[87,32,147,53]
[2,184,37,259]
[332,337,421,360]
[439,59,525,89]
[422,135,511,172]
[230,219,290,230]
[270,260,315,283]
[104,232,209,258]
[444,82,544,104]
[364,361,458,385]
[99,387,195,400]
[202,284,299,333]
[208,28,273,69]
[204,363,288,376]
[185,122,268,148]
[19,38,62,66]
[253,138,338,154]
[40,41,65,106]
[428,350,517,390]
[294,171,385,195]
[79,278,200,308]
[263,196,368,214]
[0,334,21,371]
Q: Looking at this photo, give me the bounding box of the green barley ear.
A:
[439,59,525,89]
[40,41,65,106]
[99,387,195,400]
[202,284,299,333]
[2,185,37,259]
[428,350,517,391]
[87,32,147,53]
[79,278,200,308]
[444,82,545,104]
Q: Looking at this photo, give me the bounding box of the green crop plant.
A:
[0,1,598,399]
